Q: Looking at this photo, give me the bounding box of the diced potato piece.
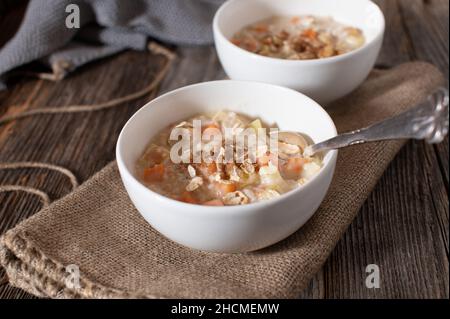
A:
[280,158,308,180]
[248,119,262,130]
[300,162,322,180]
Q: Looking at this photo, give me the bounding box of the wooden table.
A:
[0,0,448,299]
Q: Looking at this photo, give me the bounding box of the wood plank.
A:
[0,281,37,299]
[322,0,449,298]
[0,49,167,298]
[159,46,226,94]
[373,0,414,67]
[396,0,449,256]
[398,0,449,78]
[397,0,449,184]
[324,141,449,298]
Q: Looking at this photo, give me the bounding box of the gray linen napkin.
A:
[0,0,224,89]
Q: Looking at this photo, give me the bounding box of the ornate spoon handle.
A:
[305,87,449,156]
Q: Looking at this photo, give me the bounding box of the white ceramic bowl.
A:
[116,81,337,253]
[213,0,385,105]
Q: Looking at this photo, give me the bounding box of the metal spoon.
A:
[279,87,449,157]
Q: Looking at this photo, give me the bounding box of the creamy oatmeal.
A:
[136,111,322,206]
[231,15,365,60]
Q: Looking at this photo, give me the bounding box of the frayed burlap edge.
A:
[0,164,165,299]
[0,228,158,299]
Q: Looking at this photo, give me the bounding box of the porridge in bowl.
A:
[136,111,322,206]
[231,15,365,60]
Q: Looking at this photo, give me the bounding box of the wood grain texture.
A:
[0,0,448,299]
[397,0,449,185]
[0,50,166,298]
[322,0,449,299]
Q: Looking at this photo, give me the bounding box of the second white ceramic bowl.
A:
[116,81,337,253]
[213,0,385,105]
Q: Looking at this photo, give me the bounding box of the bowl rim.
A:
[213,0,385,65]
[116,80,338,215]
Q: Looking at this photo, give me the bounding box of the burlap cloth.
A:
[0,62,445,299]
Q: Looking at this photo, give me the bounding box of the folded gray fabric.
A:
[0,0,224,89]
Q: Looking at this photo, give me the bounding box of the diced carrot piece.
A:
[213,181,237,197]
[253,24,268,33]
[290,16,300,24]
[144,149,165,165]
[206,162,218,174]
[257,152,277,167]
[243,39,258,52]
[280,158,308,179]
[203,199,224,206]
[178,191,198,204]
[302,28,317,39]
[143,164,165,183]
[202,123,220,132]
[230,38,241,46]
[262,36,273,45]
[278,30,290,40]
